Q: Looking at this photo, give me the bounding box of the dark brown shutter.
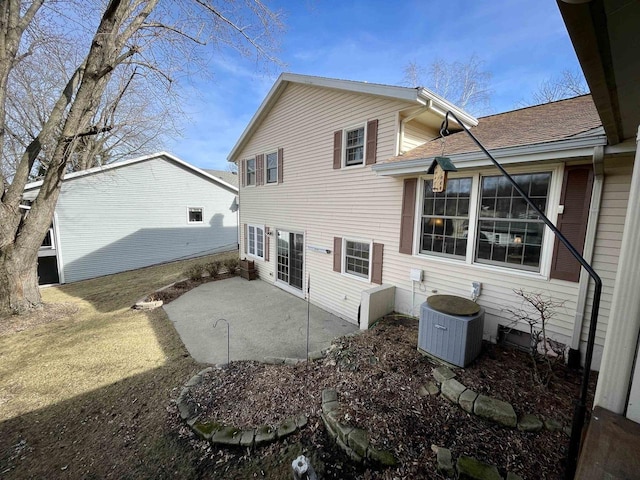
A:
[371,242,383,284]
[399,178,418,254]
[277,148,284,183]
[240,160,245,187]
[333,237,342,272]
[333,130,342,169]
[256,154,264,186]
[550,166,594,281]
[243,223,248,255]
[264,227,270,262]
[365,119,378,165]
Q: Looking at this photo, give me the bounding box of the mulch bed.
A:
[146,273,236,305]
[182,315,597,479]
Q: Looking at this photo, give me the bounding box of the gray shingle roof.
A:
[204,169,238,187]
[386,95,602,163]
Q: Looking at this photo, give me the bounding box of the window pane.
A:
[256,227,264,257]
[266,152,278,183]
[475,173,550,270]
[420,177,472,258]
[188,208,203,223]
[248,226,255,254]
[345,127,364,166]
[246,159,256,185]
[345,240,370,278]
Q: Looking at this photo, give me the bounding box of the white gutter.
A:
[372,134,609,176]
[570,146,605,354]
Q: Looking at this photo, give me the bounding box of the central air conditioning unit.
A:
[418,295,485,368]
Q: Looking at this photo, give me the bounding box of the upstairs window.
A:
[266,151,278,183]
[345,126,365,166]
[246,158,256,186]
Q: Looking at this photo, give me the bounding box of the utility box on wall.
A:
[418,296,484,367]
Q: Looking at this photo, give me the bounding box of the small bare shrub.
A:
[186,264,205,281]
[205,261,222,278]
[504,289,566,387]
[223,258,239,275]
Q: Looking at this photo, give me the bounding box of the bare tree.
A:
[401,54,492,115]
[0,0,283,316]
[519,69,589,107]
[504,289,566,387]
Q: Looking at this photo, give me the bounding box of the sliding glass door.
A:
[276,230,304,291]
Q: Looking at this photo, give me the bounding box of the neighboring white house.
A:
[228,73,636,376]
[23,152,238,284]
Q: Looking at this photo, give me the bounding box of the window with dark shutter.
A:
[399,178,417,254]
[256,154,264,186]
[371,243,383,284]
[550,165,594,281]
[265,227,270,261]
[240,160,245,188]
[333,237,342,272]
[277,148,284,183]
[365,119,378,165]
[333,131,342,169]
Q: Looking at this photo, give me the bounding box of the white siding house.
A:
[229,73,636,372]
[24,152,238,284]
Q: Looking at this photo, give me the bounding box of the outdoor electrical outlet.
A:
[471,281,482,298]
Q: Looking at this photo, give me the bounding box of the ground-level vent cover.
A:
[418,296,484,368]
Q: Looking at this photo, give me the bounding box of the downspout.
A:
[398,104,431,155]
[568,146,604,367]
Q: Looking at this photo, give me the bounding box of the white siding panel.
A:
[580,157,633,348]
[56,157,238,283]
[401,120,435,153]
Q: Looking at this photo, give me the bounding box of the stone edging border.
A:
[320,388,397,467]
[423,366,568,434]
[176,367,308,448]
[133,278,187,310]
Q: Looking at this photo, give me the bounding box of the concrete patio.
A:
[163,276,359,364]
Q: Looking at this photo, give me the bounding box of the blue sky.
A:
[167,1,582,171]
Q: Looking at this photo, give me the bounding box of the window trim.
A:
[342,123,366,169]
[265,150,279,184]
[245,158,256,186]
[187,206,204,225]
[341,237,372,282]
[413,164,563,278]
[247,223,265,260]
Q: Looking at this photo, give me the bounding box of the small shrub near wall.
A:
[205,261,222,278]
[186,264,205,281]
[223,258,239,275]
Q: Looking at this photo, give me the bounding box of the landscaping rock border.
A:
[320,388,397,467]
[133,278,186,310]
[176,367,308,448]
[425,366,567,433]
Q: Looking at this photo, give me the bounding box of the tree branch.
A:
[141,22,206,45]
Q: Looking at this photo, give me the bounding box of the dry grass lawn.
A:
[0,251,237,479]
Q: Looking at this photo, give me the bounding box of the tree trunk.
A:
[0,243,41,315]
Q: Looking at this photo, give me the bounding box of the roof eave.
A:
[227,73,434,162]
[417,88,479,128]
[23,151,238,194]
[372,134,609,176]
